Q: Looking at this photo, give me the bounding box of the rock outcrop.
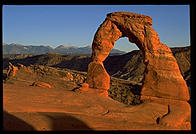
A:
[82,12,190,128]
[6,62,18,78]
[31,82,52,88]
[87,62,110,90]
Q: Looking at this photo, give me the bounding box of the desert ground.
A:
[3,64,190,131]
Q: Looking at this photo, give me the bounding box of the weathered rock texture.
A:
[31,82,52,88]
[6,62,18,78]
[85,12,190,127]
[87,62,110,90]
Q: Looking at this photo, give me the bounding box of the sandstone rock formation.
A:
[83,12,190,127]
[31,82,52,88]
[87,62,110,90]
[6,62,18,78]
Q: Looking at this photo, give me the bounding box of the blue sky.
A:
[3,5,190,52]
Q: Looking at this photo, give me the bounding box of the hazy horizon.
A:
[3,5,190,52]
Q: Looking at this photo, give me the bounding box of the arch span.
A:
[76,12,191,128]
[87,12,189,101]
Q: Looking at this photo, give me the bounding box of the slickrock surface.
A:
[3,12,191,130]
[84,12,191,128]
[3,64,190,130]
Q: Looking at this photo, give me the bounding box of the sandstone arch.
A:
[87,12,189,101]
[82,12,191,127]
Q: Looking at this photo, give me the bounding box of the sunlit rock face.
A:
[87,12,189,101]
[85,12,191,128]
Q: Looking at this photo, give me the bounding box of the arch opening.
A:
[113,37,139,53]
[104,36,145,82]
[103,37,145,105]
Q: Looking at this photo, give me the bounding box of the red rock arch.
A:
[87,12,189,101]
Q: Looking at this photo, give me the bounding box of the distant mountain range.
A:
[3,43,126,55]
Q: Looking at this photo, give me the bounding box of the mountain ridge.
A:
[3,43,126,55]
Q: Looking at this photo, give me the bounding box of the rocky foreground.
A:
[3,63,190,130]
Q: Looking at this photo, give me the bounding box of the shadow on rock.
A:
[3,111,35,131]
[51,56,91,72]
[39,112,92,130]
